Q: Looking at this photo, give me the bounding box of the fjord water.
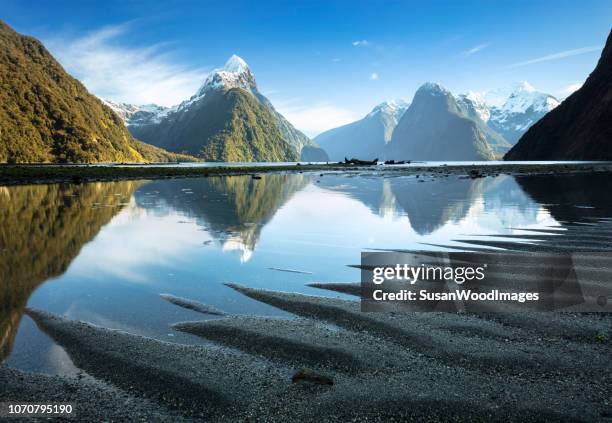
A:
[1,172,610,374]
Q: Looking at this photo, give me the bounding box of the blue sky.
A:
[2,0,611,136]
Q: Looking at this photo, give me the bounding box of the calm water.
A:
[1,171,611,374]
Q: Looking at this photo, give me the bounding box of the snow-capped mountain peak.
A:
[101,99,172,126]
[177,55,257,111]
[223,54,249,73]
[480,82,560,143]
[367,99,409,118]
[417,82,450,96]
[513,80,536,93]
[455,92,491,122]
[478,81,536,108]
[198,54,256,94]
[500,85,559,115]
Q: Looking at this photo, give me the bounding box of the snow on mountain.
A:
[368,100,410,142]
[103,54,322,160]
[493,81,559,115]
[177,54,257,111]
[456,82,560,144]
[101,99,173,126]
[455,92,491,122]
[487,83,560,143]
[483,82,536,107]
[367,99,409,119]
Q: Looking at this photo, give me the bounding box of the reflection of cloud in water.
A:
[69,202,209,283]
[223,234,254,263]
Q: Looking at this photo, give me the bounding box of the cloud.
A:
[508,45,602,68]
[558,81,583,97]
[331,57,341,62]
[461,43,490,57]
[352,39,371,47]
[370,72,379,80]
[45,23,208,106]
[273,101,360,137]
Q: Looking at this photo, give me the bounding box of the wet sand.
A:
[2,283,609,421]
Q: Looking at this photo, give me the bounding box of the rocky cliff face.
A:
[505,31,612,160]
[388,83,496,161]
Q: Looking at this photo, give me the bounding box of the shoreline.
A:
[1,161,612,186]
[2,285,609,422]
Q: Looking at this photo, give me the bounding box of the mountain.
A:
[505,31,611,160]
[455,94,512,155]
[0,20,187,163]
[118,55,326,162]
[456,82,559,146]
[387,83,496,161]
[101,101,173,127]
[455,92,491,122]
[314,100,408,161]
[487,82,560,145]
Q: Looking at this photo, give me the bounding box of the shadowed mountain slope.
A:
[505,31,612,160]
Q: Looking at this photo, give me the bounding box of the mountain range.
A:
[0,20,190,164]
[505,29,612,160]
[1,18,608,164]
[315,100,409,161]
[460,82,560,145]
[316,81,559,161]
[107,55,328,162]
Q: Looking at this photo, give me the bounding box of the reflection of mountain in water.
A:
[467,175,541,232]
[319,175,541,235]
[390,177,474,235]
[317,175,390,216]
[516,173,612,223]
[138,174,310,261]
[0,182,140,362]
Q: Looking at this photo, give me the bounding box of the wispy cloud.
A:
[273,99,360,137]
[370,72,379,80]
[45,23,208,106]
[331,57,341,62]
[508,45,602,68]
[352,39,371,47]
[461,43,490,57]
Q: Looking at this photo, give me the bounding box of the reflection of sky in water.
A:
[3,173,563,373]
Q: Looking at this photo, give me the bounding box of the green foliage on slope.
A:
[201,89,299,162]
[0,20,187,163]
[134,88,298,162]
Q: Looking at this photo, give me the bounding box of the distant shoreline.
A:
[1,161,611,186]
